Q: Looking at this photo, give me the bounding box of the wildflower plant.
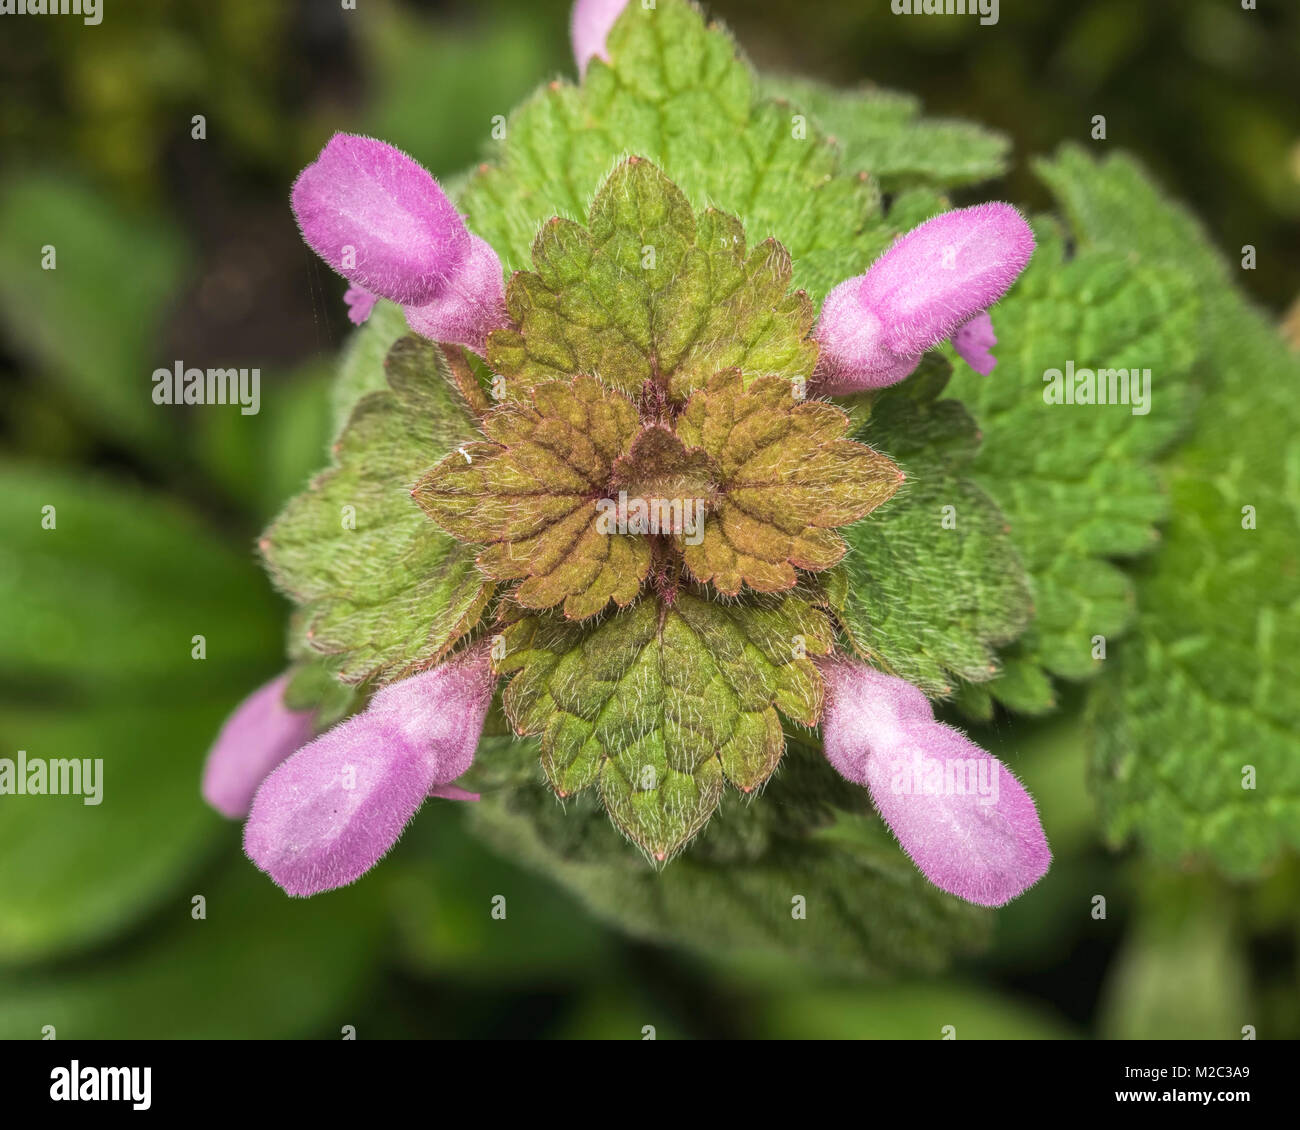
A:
[194,0,1294,953]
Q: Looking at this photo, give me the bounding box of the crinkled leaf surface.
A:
[839,357,1033,697]
[945,212,1201,709]
[460,0,903,303]
[1037,147,1300,875]
[760,76,1011,191]
[424,161,897,616]
[330,298,411,434]
[498,590,833,858]
[263,335,492,683]
[676,371,903,595]
[485,157,817,401]
[415,375,648,621]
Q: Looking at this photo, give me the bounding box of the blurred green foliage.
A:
[0,0,1296,1039]
[717,0,1300,309]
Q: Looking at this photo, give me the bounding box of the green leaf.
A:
[498,589,833,858]
[263,335,492,684]
[0,862,384,1038]
[0,700,221,965]
[283,656,361,728]
[465,735,990,976]
[946,213,1201,699]
[1037,146,1300,874]
[0,462,279,695]
[331,298,412,435]
[760,76,1011,191]
[839,356,1033,697]
[193,360,337,525]
[460,0,894,304]
[0,463,281,962]
[0,175,185,453]
[383,814,615,985]
[982,653,1058,715]
[484,157,818,401]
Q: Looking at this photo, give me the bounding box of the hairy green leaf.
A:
[498,590,833,858]
[840,357,1033,697]
[460,0,898,303]
[946,212,1200,704]
[760,76,1011,191]
[485,157,817,401]
[1037,146,1300,875]
[263,336,492,683]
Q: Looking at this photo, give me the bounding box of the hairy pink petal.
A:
[818,657,932,784]
[572,0,629,76]
[244,646,496,896]
[864,721,1051,907]
[402,234,507,354]
[242,713,431,897]
[201,674,315,819]
[291,133,470,306]
[819,657,1050,907]
[813,203,1034,393]
[366,644,496,787]
[863,203,1033,356]
[952,310,998,375]
[344,285,379,326]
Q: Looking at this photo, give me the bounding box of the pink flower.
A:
[813,203,1034,393]
[402,235,508,351]
[571,0,629,77]
[243,644,496,897]
[201,674,316,819]
[952,309,999,375]
[343,286,379,326]
[817,657,1051,907]
[291,133,507,353]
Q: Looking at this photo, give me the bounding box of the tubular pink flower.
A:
[243,644,496,897]
[818,657,1051,907]
[403,234,507,356]
[291,133,506,351]
[571,0,629,77]
[201,673,316,819]
[292,133,467,305]
[952,309,998,375]
[812,203,1034,393]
